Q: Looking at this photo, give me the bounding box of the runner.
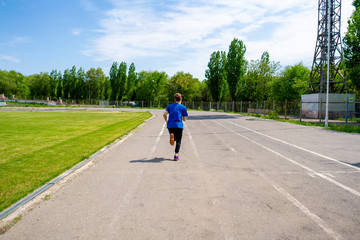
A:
[163,93,188,161]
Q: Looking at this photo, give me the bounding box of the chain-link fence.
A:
[98,100,360,124]
[2,98,359,124]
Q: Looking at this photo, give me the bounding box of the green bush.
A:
[267,110,279,119]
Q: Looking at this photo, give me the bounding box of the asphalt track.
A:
[1,110,360,239]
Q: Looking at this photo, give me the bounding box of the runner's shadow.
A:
[340,161,360,169]
[350,162,360,168]
[130,157,175,163]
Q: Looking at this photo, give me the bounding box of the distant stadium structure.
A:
[309,0,346,93]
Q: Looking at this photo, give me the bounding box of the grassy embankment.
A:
[0,111,151,212]
[243,112,360,133]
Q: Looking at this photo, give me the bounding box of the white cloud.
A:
[0,54,21,63]
[4,36,31,47]
[71,28,82,36]
[80,0,98,11]
[83,0,355,79]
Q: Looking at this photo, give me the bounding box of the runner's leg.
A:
[168,128,175,146]
[174,128,183,154]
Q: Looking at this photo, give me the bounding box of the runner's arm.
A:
[182,116,186,121]
[163,111,168,123]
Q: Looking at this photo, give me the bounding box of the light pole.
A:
[325,0,331,127]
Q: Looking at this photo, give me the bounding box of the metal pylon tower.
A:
[309,0,346,93]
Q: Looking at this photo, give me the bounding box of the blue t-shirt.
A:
[166,103,188,129]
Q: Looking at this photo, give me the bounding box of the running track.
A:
[1,110,360,240]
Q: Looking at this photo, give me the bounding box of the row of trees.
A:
[205,38,312,103]
[0,58,315,104]
[0,55,357,104]
[205,35,359,103]
[0,65,211,102]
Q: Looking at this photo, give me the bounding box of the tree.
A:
[205,51,227,102]
[226,38,247,101]
[135,71,168,101]
[109,62,119,101]
[49,70,59,99]
[117,62,127,101]
[270,63,310,101]
[85,68,104,101]
[63,69,70,99]
[75,67,85,100]
[0,70,11,97]
[239,52,279,101]
[102,77,110,100]
[0,70,15,98]
[55,71,63,99]
[68,66,77,99]
[166,72,200,101]
[127,63,136,100]
[28,72,51,99]
[343,0,360,95]
[0,70,30,99]
[198,80,212,102]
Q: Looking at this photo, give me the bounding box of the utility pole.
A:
[325,0,331,127]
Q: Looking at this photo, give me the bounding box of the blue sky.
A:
[0,0,355,80]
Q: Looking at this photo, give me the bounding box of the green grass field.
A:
[0,111,151,212]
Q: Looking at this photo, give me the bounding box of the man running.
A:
[163,93,188,161]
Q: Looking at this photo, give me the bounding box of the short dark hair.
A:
[174,93,182,101]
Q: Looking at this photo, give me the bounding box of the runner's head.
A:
[174,93,182,102]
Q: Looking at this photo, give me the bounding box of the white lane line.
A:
[184,122,199,156]
[208,120,343,240]
[185,121,232,240]
[257,170,343,240]
[199,120,237,154]
[151,122,166,155]
[109,122,165,229]
[225,120,360,171]
[214,120,360,198]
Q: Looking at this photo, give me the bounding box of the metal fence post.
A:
[273,100,275,118]
[319,98,322,123]
[300,99,302,122]
[263,101,266,116]
[285,100,287,120]
[346,97,349,124]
